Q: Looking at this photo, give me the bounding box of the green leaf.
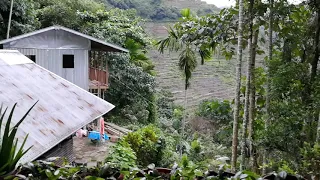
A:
[45,169,53,178]
[194,169,203,176]
[0,102,37,174]
[181,8,191,19]
[240,174,248,179]
[278,171,287,179]
[85,176,105,180]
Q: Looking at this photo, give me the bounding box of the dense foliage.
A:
[106,125,177,168]
[157,0,320,177]
[102,0,219,21]
[0,0,40,40]
[104,0,181,20]
[2,0,320,179]
[5,157,303,180]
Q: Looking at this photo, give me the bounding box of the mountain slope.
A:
[100,0,219,20]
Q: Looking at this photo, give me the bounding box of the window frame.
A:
[62,54,75,69]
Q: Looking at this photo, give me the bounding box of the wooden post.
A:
[6,0,14,39]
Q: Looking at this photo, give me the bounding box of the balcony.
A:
[89,67,109,98]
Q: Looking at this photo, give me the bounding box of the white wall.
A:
[12,48,89,90]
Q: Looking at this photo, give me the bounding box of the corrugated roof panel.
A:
[0,50,115,164]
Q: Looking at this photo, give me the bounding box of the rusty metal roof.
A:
[0,50,115,164]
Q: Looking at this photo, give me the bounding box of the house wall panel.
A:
[12,48,89,90]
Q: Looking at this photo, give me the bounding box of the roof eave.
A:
[0,25,129,53]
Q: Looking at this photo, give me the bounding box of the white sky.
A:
[203,0,303,8]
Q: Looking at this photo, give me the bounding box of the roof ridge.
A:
[0,25,128,53]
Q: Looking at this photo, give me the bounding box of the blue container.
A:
[88,131,109,140]
[104,134,110,140]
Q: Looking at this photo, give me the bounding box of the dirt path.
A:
[73,137,115,167]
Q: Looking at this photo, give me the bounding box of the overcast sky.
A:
[203,0,303,8]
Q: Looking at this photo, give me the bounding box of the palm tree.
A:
[157,9,212,157]
[231,0,245,172]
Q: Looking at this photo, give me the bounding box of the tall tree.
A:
[310,0,320,83]
[248,28,259,172]
[157,9,212,157]
[263,0,273,174]
[231,0,245,172]
[240,0,255,171]
[311,0,320,145]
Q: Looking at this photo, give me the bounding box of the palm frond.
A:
[199,48,212,65]
[156,27,182,53]
[178,45,197,90]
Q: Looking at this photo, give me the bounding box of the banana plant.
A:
[0,101,37,176]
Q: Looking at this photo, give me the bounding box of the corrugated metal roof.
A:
[0,25,129,53]
[0,50,115,164]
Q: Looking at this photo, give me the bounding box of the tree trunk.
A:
[263,0,273,175]
[301,9,320,147]
[240,0,254,171]
[248,29,259,172]
[311,10,320,83]
[180,87,187,157]
[231,0,244,172]
[314,8,320,146]
[317,113,320,144]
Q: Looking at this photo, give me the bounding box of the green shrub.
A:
[105,141,137,170]
[195,99,233,146]
[300,143,320,178]
[16,158,300,180]
[122,125,163,167]
[196,99,232,124]
[107,125,176,168]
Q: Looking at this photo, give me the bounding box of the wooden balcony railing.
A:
[89,67,109,88]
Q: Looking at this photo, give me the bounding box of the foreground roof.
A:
[0,50,115,164]
[0,25,128,52]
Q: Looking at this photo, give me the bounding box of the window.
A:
[63,54,74,68]
[26,55,36,63]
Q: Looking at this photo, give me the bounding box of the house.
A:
[0,25,128,98]
[0,50,115,164]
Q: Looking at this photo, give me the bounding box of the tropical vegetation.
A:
[1,0,320,179]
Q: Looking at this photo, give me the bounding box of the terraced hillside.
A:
[144,20,264,111]
[143,22,236,111]
[163,0,220,13]
[149,48,237,111]
[142,1,256,111]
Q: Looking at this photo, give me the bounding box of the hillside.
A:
[143,21,240,111]
[163,0,220,15]
[140,1,238,111]
[101,0,219,20]
[100,0,228,110]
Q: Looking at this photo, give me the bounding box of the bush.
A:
[12,158,304,180]
[105,141,137,170]
[194,99,233,146]
[196,99,232,124]
[300,143,320,178]
[107,125,176,167]
[122,125,163,167]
